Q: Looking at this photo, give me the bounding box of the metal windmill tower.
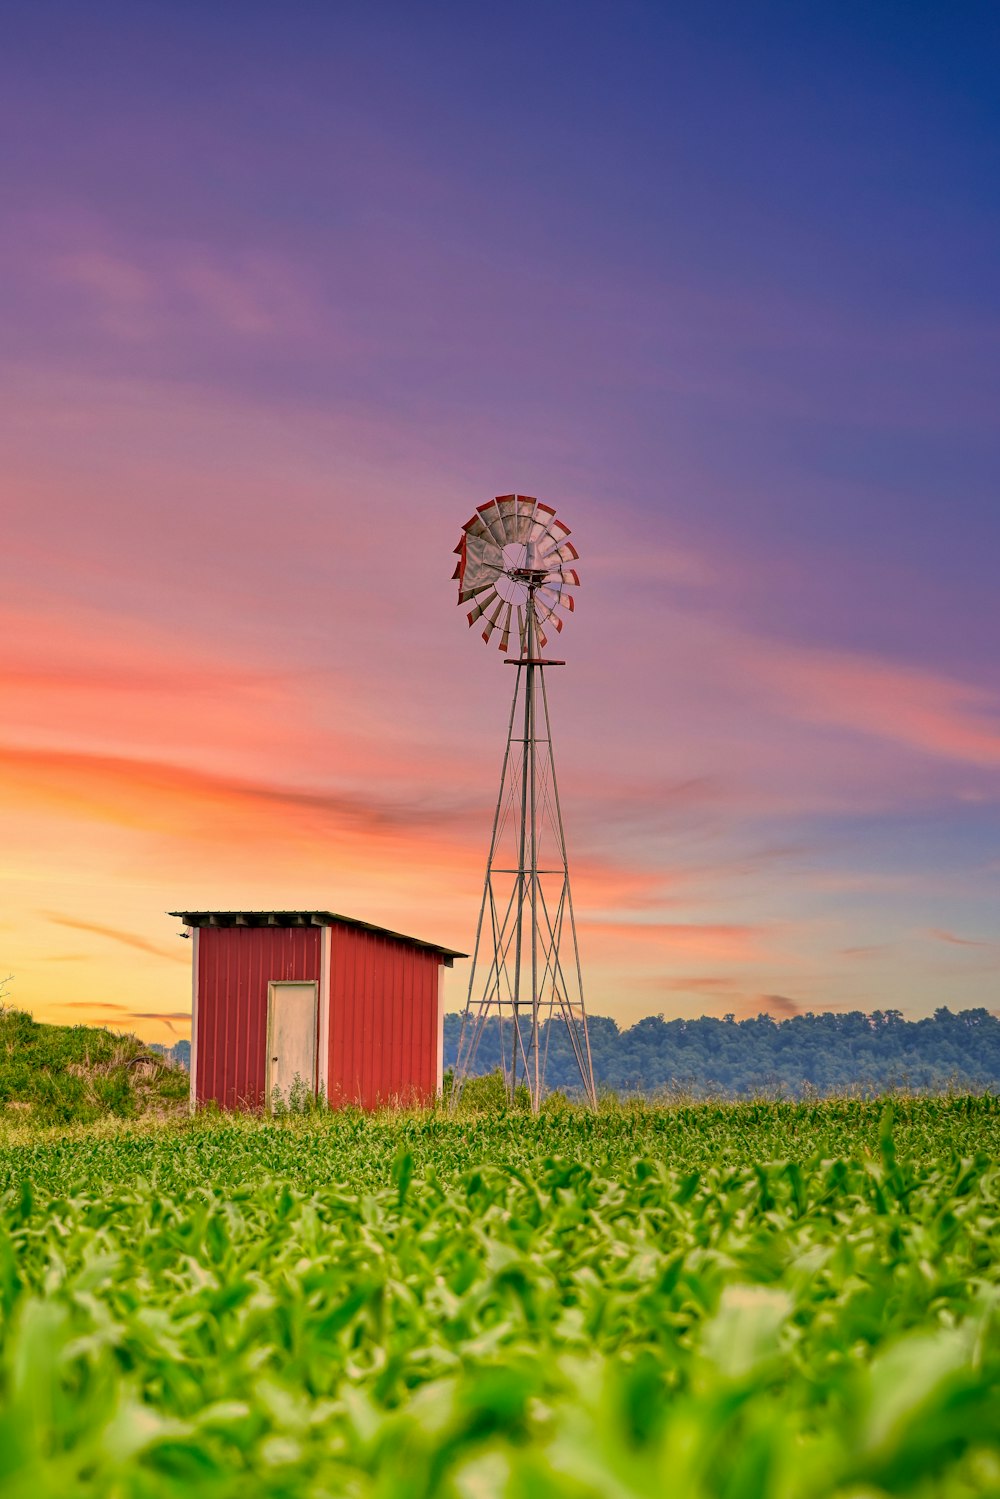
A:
[451,494,597,1110]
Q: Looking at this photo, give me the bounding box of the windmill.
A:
[451,494,597,1110]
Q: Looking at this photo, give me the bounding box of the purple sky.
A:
[3,2,1000,1037]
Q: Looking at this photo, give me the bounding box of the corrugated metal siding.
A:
[196,926,321,1109]
[327,926,441,1108]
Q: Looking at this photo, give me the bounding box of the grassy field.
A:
[1,1097,999,1496]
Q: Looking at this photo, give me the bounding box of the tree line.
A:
[443,1007,1000,1097]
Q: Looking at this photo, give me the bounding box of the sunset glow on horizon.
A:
[4,3,1000,1044]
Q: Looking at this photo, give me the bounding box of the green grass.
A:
[1,1098,999,1495]
[0,1007,189,1125]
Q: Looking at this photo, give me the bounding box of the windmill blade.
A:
[545,540,579,566]
[468,530,503,569]
[533,524,573,566]
[452,534,467,584]
[459,579,499,604]
[467,586,500,627]
[510,494,540,543]
[481,595,506,644]
[536,601,564,634]
[530,602,548,651]
[476,500,507,546]
[531,517,562,553]
[498,493,543,548]
[460,531,503,593]
[539,582,575,614]
[536,590,565,625]
[539,575,578,597]
[496,495,520,543]
[514,495,537,539]
[461,513,492,542]
[497,601,513,653]
[541,566,580,588]
[523,500,555,539]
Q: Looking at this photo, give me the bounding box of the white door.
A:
[266,982,318,1104]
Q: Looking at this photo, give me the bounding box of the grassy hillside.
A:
[0,1007,189,1125]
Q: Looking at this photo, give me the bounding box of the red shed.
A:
[171,910,465,1111]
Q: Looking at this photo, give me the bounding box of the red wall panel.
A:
[327,926,440,1108]
[196,926,321,1109]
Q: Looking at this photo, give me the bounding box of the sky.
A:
[3,1,1000,1042]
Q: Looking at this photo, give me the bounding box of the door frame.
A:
[266,980,319,1103]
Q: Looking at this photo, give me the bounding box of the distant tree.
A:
[443,1006,1000,1098]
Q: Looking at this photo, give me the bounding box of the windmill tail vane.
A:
[451,494,597,1112]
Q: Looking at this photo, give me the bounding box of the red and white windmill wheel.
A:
[452,494,580,653]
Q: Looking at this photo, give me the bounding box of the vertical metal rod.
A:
[511,603,534,1103]
[528,591,541,1111]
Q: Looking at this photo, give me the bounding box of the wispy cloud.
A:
[3,741,655,926]
[126,1011,190,1020]
[48,241,317,342]
[42,914,188,963]
[57,1001,132,1012]
[579,920,773,962]
[125,1010,190,1036]
[927,928,999,949]
[746,639,1000,770]
[646,973,812,1020]
[52,1000,188,1037]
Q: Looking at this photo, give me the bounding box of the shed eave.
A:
[168,910,466,961]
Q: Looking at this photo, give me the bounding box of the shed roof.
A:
[169,910,466,965]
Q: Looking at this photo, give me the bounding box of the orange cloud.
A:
[0,602,334,778]
[125,1011,190,1035]
[656,975,740,994]
[927,928,998,949]
[577,920,770,962]
[52,1000,190,1038]
[1,743,463,845]
[748,640,1000,768]
[42,913,188,963]
[58,1002,133,1012]
[0,739,654,940]
[642,973,812,1020]
[126,1011,190,1021]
